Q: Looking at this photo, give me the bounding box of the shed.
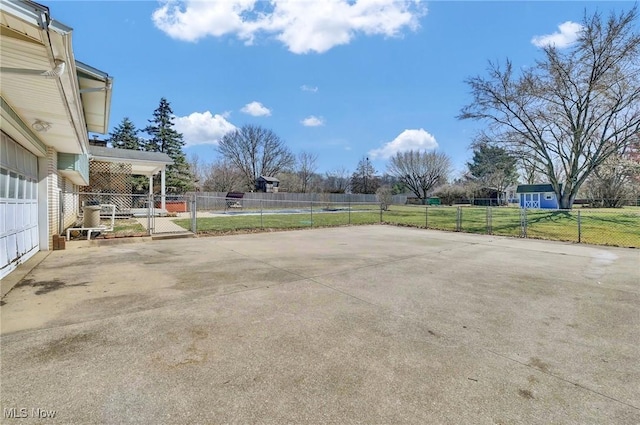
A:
[516,184,560,209]
[256,176,279,193]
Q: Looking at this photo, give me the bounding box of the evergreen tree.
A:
[143,98,194,193]
[467,144,518,202]
[351,157,380,194]
[107,117,142,150]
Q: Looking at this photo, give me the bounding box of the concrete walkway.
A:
[135,215,190,233]
[1,226,638,424]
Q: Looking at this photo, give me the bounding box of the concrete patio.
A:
[0,226,638,424]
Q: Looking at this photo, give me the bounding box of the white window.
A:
[8,172,17,198]
[0,168,7,198]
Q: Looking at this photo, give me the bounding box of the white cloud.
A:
[301,115,325,127]
[174,111,236,146]
[152,0,425,54]
[368,128,438,159]
[301,84,318,93]
[240,101,272,117]
[532,21,583,48]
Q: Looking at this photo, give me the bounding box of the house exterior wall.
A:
[61,178,80,230]
[44,146,61,250]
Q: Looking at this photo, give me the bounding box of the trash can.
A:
[83,205,101,228]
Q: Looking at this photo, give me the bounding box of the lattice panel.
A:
[80,161,134,212]
[82,161,132,194]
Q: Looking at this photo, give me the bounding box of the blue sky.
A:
[51,1,636,176]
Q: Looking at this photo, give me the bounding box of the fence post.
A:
[190,194,197,233]
[380,204,383,223]
[147,193,153,236]
[260,199,264,229]
[486,207,489,234]
[310,201,313,227]
[425,206,428,228]
[348,197,351,225]
[577,210,581,243]
[520,208,527,238]
[456,207,462,232]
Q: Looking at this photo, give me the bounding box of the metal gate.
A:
[150,194,196,235]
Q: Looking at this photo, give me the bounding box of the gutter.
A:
[1,0,90,155]
[89,154,174,166]
[0,0,49,29]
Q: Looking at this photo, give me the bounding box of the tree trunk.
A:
[558,191,575,209]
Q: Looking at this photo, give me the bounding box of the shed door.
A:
[1,135,39,279]
[524,193,540,209]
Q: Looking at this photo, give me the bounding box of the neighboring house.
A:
[505,185,519,204]
[0,0,112,278]
[472,187,506,206]
[516,184,560,209]
[256,176,279,193]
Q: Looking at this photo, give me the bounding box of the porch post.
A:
[161,168,166,211]
[148,175,153,197]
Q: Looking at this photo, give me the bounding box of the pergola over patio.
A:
[87,145,173,210]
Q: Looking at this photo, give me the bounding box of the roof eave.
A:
[76,60,113,134]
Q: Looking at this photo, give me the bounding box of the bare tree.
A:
[201,160,243,192]
[296,151,318,193]
[376,185,393,210]
[188,153,204,190]
[217,124,295,190]
[460,7,640,209]
[387,150,452,201]
[324,166,350,193]
[584,152,640,207]
[275,171,301,192]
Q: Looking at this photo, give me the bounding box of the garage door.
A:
[1,133,39,279]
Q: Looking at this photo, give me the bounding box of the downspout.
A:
[35,3,89,156]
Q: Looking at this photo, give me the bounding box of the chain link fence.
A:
[381,205,640,248]
[60,191,195,240]
[181,194,382,234]
[59,191,639,247]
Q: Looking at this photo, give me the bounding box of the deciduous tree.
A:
[324,167,350,193]
[217,124,295,190]
[387,150,451,201]
[201,160,243,192]
[460,7,640,208]
[296,151,318,193]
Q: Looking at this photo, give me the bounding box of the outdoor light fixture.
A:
[32,119,52,132]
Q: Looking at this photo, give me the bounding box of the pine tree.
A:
[351,157,379,194]
[466,144,518,203]
[143,98,194,193]
[107,117,142,150]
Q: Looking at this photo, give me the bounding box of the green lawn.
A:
[174,206,382,233]
[111,219,147,235]
[173,205,640,248]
